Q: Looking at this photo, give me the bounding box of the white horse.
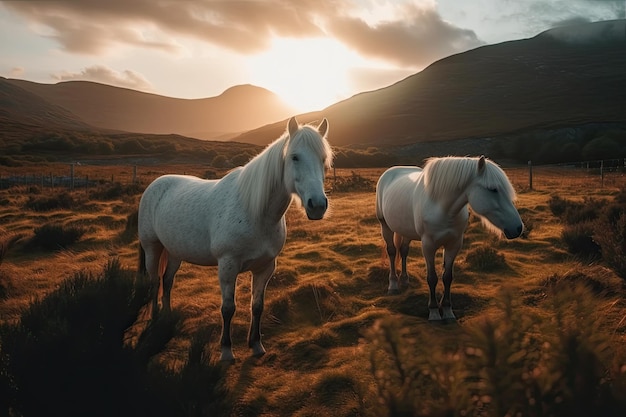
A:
[138,116,332,361]
[375,156,523,321]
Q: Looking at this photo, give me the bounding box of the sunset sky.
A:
[1,0,624,112]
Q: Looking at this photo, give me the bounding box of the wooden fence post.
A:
[600,160,604,188]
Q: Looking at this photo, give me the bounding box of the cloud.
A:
[9,67,25,77]
[327,4,483,67]
[3,0,324,55]
[3,0,482,68]
[51,65,154,91]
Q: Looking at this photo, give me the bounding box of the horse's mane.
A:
[423,156,516,201]
[236,123,332,221]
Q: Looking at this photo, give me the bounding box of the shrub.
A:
[549,195,568,218]
[594,211,626,279]
[561,221,601,259]
[24,191,75,211]
[88,181,143,201]
[119,210,138,243]
[0,259,230,417]
[29,223,86,250]
[465,245,507,271]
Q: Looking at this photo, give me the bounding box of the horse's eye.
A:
[292,155,299,162]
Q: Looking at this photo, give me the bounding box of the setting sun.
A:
[247,37,367,113]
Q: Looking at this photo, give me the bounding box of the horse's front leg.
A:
[248,259,276,358]
[380,220,399,294]
[440,240,462,321]
[422,240,441,321]
[218,259,239,362]
[161,256,181,314]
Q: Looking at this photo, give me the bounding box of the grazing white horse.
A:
[376,156,523,321]
[138,117,332,361]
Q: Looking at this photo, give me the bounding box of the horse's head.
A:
[284,117,333,220]
[467,156,523,239]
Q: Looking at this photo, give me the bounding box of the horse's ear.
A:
[288,117,299,137]
[318,118,329,138]
[478,155,486,172]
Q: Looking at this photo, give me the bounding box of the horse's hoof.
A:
[428,309,442,321]
[251,343,266,358]
[441,308,456,321]
[220,348,235,363]
[387,288,400,295]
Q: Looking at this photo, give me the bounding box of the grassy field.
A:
[1,165,625,416]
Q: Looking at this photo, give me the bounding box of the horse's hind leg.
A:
[379,219,399,294]
[161,254,181,314]
[248,259,276,358]
[141,242,164,320]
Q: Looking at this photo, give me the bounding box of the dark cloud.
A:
[52,65,154,91]
[4,0,326,54]
[4,0,482,68]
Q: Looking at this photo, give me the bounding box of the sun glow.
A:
[247,37,366,113]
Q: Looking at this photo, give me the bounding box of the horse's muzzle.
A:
[305,197,328,220]
[504,223,524,239]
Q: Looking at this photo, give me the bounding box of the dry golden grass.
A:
[1,164,625,416]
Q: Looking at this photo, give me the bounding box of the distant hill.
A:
[6,79,296,140]
[0,77,93,135]
[233,19,626,148]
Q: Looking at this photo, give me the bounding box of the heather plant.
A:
[0,259,230,417]
[88,181,144,201]
[594,211,626,279]
[464,245,507,271]
[29,223,86,250]
[561,221,602,259]
[24,190,75,211]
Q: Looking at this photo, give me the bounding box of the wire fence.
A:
[1,159,625,192]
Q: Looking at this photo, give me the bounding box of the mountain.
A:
[6,79,295,140]
[0,77,93,136]
[233,19,626,147]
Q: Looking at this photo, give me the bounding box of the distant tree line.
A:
[2,123,625,169]
[489,123,626,164]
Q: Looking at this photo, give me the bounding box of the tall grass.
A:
[367,283,626,417]
[550,189,626,277]
[0,259,230,417]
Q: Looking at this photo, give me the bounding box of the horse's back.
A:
[377,166,423,189]
[138,174,219,238]
[376,166,423,213]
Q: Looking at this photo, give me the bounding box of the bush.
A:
[0,259,230,417]
[561,221,601,259]
[465,245,507,271]
[594,211,626,279]
[29,223,86,250]
[88,182,143,201]
[24,191,75,211]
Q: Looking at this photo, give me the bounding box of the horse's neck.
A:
[265,185,293,223]
[443,190,469,217]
